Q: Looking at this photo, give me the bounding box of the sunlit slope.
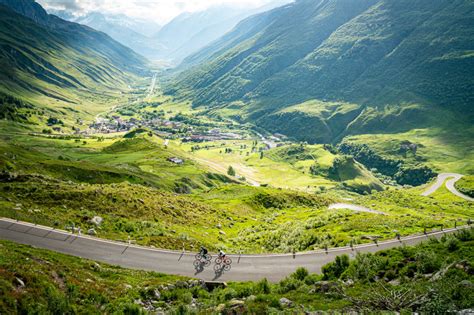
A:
[0,1,148,117]
[171,0,474,142]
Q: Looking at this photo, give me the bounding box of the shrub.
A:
[220,288,237,301]
[415,251,441,274]
[122,303,144,315]
[455,229,473,242]
[322,255,350,280]
[227,166,235,176]
[178,291,193,304]
[445,237,460,252]
[256,278,271,294]
[292,267,309,281]
[304,273,321,285]
[277,277,301,294]
[235,283,254,297]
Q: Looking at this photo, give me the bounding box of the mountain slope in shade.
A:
[0,0,148,117]
[170,0,474,142]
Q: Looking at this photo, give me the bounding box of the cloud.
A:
[38,0,86,13]
[37,0,279,23]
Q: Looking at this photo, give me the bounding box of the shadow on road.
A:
[213,269,223,281]
[213,263,231,280]
[194,262,205,275]
[121,246,129,255]
[193,258,211,276]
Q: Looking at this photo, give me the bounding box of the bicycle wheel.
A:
[223,264,231,272]
[195,253,203,260]
[193,260,201,268]
[213,264,222,272]
[224,257,232,265]
[215,257,222,264]
[204,259,211,267]
[205,254,212,261]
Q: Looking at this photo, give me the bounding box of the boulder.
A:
[344,279,354,286]
[279,297,293,307]
[92,262,101,271]
[389,279,400,286]
[229,299,245,307]
[90,216,103,226]
[314,281,340,293]
[216,304,226,312]
[175,280,189,289]
[87,228,97,236]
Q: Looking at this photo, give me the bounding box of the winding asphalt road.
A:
[147,73,157,98]
[331,173,472,215]
[422,173,473,201]
[0,218,470,282]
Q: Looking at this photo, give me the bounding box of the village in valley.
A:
[76,100,286,149]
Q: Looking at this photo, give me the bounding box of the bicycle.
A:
[215,256,232,265]
[195,253,212,261]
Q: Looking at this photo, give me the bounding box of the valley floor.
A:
[1,80,473,255]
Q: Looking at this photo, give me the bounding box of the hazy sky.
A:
[37,0,280,24]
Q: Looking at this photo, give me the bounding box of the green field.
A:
[179,140,385,194]
[455,176,474,198]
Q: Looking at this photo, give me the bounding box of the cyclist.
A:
[218,249,226,259]
[200,246,208,257]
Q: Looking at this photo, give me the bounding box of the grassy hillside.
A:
[1,128,472,253]
[0,1,148,123]
[169,0,474,143]
[341,126,474,175]
[455,176,474,198]
[1,228,473,313]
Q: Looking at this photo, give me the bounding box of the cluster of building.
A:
[182,128,243,142]
[81,116,185,135]
[77,117,261,145]
[83,117,136,134]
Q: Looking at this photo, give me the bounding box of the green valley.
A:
[0,0,472,313]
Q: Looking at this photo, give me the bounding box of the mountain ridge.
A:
[0,0,148,119]
[169,0,474,143]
